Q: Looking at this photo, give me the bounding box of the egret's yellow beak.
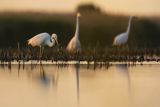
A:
[53,37,58,45]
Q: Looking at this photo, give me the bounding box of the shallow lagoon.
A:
[0,63,160,107]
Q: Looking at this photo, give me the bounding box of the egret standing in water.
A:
[28,32,58,60]
[113,16,135,46]
[66,13,81,53]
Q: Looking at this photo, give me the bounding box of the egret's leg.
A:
[76,50,81,64]
[117,45,121,58]
[115,46,119,55]
[39,46,42,63]
[123,44,129,54]
[40,47,45,63]
[41,47,45,58]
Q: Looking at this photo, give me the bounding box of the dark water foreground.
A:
[0,64,160,107]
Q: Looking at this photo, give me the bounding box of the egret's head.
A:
[51,33,58,45]
[77,12,81,17]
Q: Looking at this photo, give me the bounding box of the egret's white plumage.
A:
[66,13,81,53]
[113,16,134,46]
[28,32,58,60]
[28,32,58,47]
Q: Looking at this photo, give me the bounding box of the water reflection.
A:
[116,64,131,86]
[116,64,132,106]
[0,63,160,107]
[39,64,50,87]
[35,64,59,89]
[74,64,80,104]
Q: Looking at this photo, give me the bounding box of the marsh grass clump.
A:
[0,47,160,63]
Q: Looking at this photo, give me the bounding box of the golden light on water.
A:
[0,0,160,16]
[1,64,160,107]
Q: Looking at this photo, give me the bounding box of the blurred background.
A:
[0,0,160,49]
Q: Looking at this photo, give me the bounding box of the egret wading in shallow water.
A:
[28,32,58,60]
[66,13,81,54]
[113,16,135,46]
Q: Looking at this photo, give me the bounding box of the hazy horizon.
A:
[0,0,160,17]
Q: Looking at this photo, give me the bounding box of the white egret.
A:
[66,13,81,53]
[28,32,58,59]
[113,16,135,46]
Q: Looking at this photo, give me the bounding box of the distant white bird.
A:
[28,32,58,58]
[66,13,81,53]
[113,16,134,46]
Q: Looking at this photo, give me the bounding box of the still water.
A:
[0,63,160,107]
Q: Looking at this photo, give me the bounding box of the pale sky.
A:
[0,0,159,16]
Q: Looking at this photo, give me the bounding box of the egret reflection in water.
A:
[74,64,80,104]
[116,64,131,88]
[37,64,59,88]
[22,64,59,89]
[39,64,50,86]
[115,64,132,105]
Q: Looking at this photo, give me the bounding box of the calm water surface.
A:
[0,63,160,107]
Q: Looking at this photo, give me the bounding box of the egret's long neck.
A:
[126,17,133,35]
[48,38,54,47]
[75,16,79,38]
